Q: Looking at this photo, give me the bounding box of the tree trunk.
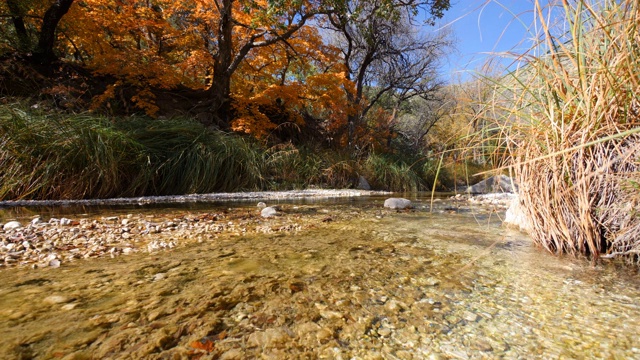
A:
[208,0,234,129]
[6,0,31,51]
[209,71,231,129]
[33,0,75,64]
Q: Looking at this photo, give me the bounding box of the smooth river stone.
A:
[261,206,278,218]
[383,198,412,209]
[3,221,22,231]
[43,295,71,305]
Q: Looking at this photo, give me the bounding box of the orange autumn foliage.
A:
[1,0,358,140]
[231,24,355,138]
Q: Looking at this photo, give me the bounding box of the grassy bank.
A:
[0,102,446,200]
[483,0,640,263]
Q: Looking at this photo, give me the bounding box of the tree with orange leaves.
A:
[178,0,336,128]
[1,0,452,146]
[230,21,355,141]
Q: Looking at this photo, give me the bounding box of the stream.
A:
[0,195,639,359]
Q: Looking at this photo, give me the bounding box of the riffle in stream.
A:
[0,198,639,359]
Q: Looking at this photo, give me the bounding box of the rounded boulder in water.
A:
[383,198,412,210]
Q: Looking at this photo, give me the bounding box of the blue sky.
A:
[435,0,544,81]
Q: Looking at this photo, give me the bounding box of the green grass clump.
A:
[120,117,265,194]
[0,103,265,199]
[0,102,448,200]
[263,144,324,189]
[0,107,144,199]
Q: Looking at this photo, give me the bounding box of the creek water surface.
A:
[0,196,638,359]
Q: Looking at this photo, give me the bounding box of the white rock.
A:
[49,259,61,268]
[257,202,267,208]
[296,322,321,336]
[319,309,343,320]
[377,326,392,337]
[247,328,290,348]
[45,254,58,262]
[462,310,479,322]
[261,206,278,218]
[60,218,72,226]
[61,303,77,311]
[383,198,412,210]
[504,196,530,232]
[3,221,22,231]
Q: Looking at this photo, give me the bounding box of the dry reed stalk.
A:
[482,0,640,263]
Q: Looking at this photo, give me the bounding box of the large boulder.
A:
[467,175,518,194]
[357,175,371,190]
[383,198,412,210]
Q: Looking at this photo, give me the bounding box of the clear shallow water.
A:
[0,199,638,359]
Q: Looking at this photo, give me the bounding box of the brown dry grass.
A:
[479,0,640,263]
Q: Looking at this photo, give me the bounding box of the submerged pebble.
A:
[43,295,71,305]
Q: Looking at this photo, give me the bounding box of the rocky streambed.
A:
[1,195,639,359]
[1,205,342,270]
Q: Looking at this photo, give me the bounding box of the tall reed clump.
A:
[0,104,265,199]
[486,0,640,263]
[0,102,444,199]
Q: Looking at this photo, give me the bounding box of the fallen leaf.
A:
[289,282,306,294]
[189,331,227,352]
[190,339,214,352]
